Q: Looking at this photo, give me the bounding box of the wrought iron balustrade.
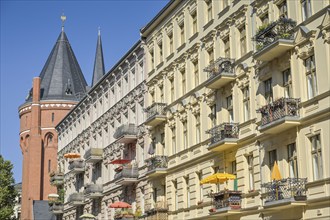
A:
[253,18,296,51]
[257,98,300,126]
[261,178,307,203]
[145,155,168,172]
[211,190,242,210]
[144,103,167,119]
[206,123,239,145]
[203,57,235,80]
[113,123,138,139]
[50,172,64,186]
[113,167,139,180]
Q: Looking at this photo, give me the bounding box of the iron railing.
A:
[203,57,235,80]
[253,18,296,51]
[261,178,307,203]
[50,172,64,186]
[84,184,103,194]
[145,155,168,172]
[206,123,239,145]
[113,167,139,181]
[113,123,138,139]
[212,190,242,210]
[145,201,168,213]
[257,98,300,126]
[144,103,167,120]
[68,160,85,171]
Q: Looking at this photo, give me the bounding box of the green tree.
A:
[0,155,17,220]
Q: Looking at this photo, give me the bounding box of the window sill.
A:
[203,19,214,31]
[177,43,186,53]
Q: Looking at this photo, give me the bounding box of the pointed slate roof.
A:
[91,29,105,87]
[25,30,87,102]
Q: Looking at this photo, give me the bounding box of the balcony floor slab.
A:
[258,116,300,134]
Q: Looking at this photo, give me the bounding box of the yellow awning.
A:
[200,173,236,185]
[271,161,282,180]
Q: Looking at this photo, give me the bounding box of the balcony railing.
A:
[68,159,85,174]
[261,178,307,203]
[113,124,138,143]
[68,193,85,206]
[206,123,239,145]
[49,203,64,215]
[203,57,235,89]
[114,166,139,185]
[254,18,296,51]
[84,184,103,199]
[145,155,168,173]
[145,201,169,214]
[257,98,300,127]
[84,148,103,163]
[50,172,64,186]
[211,190,242,211]
[144,103,167,127]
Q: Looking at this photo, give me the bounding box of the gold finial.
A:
[61,12,66,31]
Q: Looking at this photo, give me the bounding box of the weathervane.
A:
[61,12,66,31]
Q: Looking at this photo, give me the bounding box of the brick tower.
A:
[18,23,87,219]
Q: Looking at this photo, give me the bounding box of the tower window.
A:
[51,113,55,122]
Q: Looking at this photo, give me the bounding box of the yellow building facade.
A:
[54,0,330,220]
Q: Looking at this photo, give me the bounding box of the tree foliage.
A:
[0,155,17,220]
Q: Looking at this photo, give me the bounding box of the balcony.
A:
[204,57,236,89]
[50,172,64,186]
[209,190,242,217]
[257,98,300,134]
[145,155,168,178]
[206,123,239,152]
[261,178,307,209]
[84,148,103,163]
[68,193,85,206]
[68,159,85,174]
[49,203,64,215]
[253,18,296,61]
[145,201,168,218]
[144,103,167,127]
[113,124,138,144]
[113,166,139,185]
[84,184,103,199]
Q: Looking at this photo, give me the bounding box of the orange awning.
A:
[109,201,132,208]
[64,153,81,159]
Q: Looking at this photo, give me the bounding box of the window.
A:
[302,0,312,20]
[198,172,204,201]
[278,1,288,18]
[172,128,176,155]
[269,149,277,173]
[173,180,178,211]
[206,0,213,22]
[48,160,51,173]
[224,37,230,58]
[196,114,201,144]
[283,68,292,98]
[305,55,317,99]
[159,85,164,103]
[181,69,186,95]
[243,87,250,122]
[310,135,323,180]
[153,188,157,203]
[288,143,298,178]
[185,177,190,207]
[239,26,247,56]
[179,23,185,45]
[232,160,238,190]
[264,78,273,103]
[51,112,55,122]
[247,155,254,191]
[192,11,197,35]
[183,121,188,150]
[208,48,214,64]
[227,95,234,122]
[159,42,163,63]
[168,33,173,54]
[150,49,154,69]
[211,104,217,126]
[194,61,199,86]
[170,78,174,102]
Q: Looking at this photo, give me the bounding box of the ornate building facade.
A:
[54,1,329,220]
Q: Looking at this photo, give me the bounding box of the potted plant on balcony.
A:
[134,206,142,218]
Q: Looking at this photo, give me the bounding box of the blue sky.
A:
[0,0,169,183]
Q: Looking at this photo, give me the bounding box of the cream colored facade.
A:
[54,0,330,220]
[141,0,329,220]
[56,41,148,220]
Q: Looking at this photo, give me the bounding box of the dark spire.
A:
[91,27,105,87]
[25,29,88,102]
